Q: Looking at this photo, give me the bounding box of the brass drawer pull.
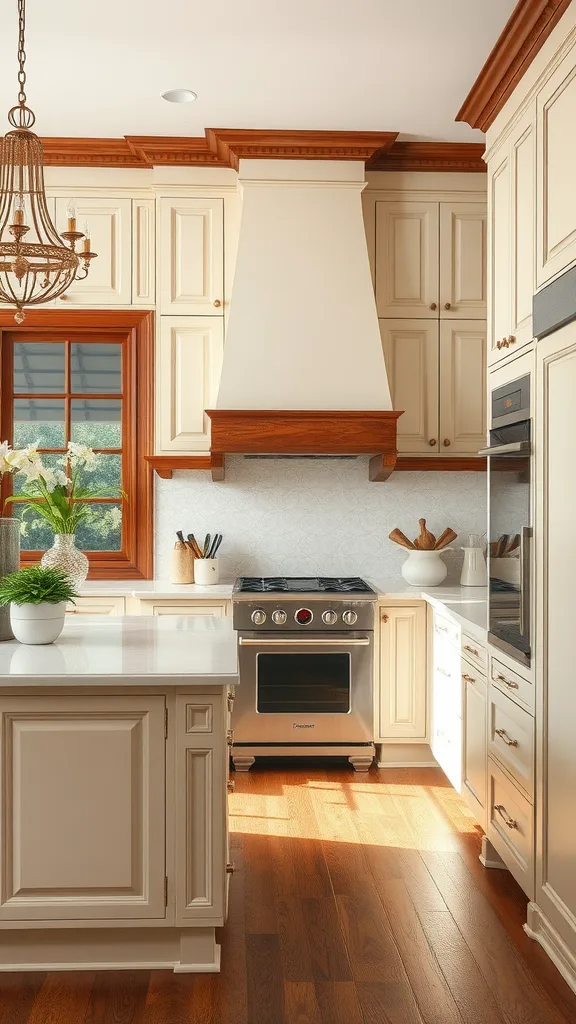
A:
[494,804,518,830]
[495,672,519,690]
[436,666,452,678]
[462,673,476,683]
[495,728,518,747]
[436,624,449,633]
[464,644,480,657]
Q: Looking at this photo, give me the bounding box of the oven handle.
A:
[520,526,532,638]
[477,440,531,456]
[238,637,371,647]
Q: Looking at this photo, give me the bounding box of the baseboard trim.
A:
[479,835,508,870]
[376,761,438,769]
[524,902,576,995]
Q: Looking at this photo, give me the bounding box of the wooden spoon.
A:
[389,529,416,550]
[434,527,458,551]
[414,518,436,550]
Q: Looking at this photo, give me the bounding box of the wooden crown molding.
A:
[368,141,486,172]
[456,0,572,132]
[39,129,398,169]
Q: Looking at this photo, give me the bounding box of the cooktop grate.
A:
[234,577,375,595]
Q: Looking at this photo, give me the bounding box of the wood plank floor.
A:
[4,765,576,1024]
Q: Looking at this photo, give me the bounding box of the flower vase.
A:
[0,518,20,642]
[41,534,89,589]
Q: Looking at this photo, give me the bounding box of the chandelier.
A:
[0,0,97,323]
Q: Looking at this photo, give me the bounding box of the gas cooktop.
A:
[234,576,375,595]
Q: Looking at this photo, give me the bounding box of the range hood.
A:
[207,158,400,480]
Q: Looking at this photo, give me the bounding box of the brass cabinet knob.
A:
[444,302,452,310]
[59,294,69,301]
[429,302,437,311]
[428,438,437,447]
[496,339,502,350]
[381,613,389,623]
[443,438,451,447]
[213,299,222,307]
[227,728,234,745]
[226,863,236,874]
[508,335,516,344]
[227,779,236,793]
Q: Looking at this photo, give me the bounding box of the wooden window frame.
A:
[0,310,154,580]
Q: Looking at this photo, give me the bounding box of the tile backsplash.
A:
[155,456,487,582]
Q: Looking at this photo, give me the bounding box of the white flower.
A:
[41,468,69,493]
[67,442,98,471]
[108,506,122,528]
[6,445,44,481]
[0,441,13,476]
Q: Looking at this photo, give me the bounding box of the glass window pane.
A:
[17,513,55,553]
[71,343,121,394]
[70,399,122,448]
[74,502,122,551]
[74,454,121,496]
[13,399,65,449]
[12,453,66,495]
[13,342,65,393]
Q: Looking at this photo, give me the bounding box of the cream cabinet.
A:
[132,199,156,305]
[66,596,127,616]
[158,198,224,315]
[0,694,166,922]
[380,319,486,455]
[536,45,576,287]
[487,107,536,366]
[156,316,224,453]
[374,200,486,319]
[462,660,487,827]
[430,610,462,791]
[131,599,230,618]
[54,197,133,305]
[376,602,427,741]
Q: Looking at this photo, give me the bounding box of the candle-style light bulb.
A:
[83,222,91,253]
[13,195,25,225]
[67,200,77,233]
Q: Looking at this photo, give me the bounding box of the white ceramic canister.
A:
[193,558,220,586]
[10,601,67,645]
[460,546,488,586]
[400,550,450,587]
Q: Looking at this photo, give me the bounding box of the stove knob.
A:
[251,608,267,625]
[322,609,338,625]
[272,609,287,625]
[342,609,358,625]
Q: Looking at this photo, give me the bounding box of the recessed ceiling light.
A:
[161,88,197,104]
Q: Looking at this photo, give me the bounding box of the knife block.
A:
[169,543,194,584]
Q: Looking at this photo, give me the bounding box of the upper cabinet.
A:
[156,316,224,453]
[536,45,576,288]
[374,200,486,320]
[54,197,133,306]
[158,198,224,315]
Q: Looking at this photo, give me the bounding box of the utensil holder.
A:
[194,558,220,586]
[169,546,194,585]
[401,549,450,587]
[0,518,20,642]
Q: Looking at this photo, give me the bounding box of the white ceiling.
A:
[0,0,516,141]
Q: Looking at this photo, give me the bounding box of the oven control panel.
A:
[234,599,376,631]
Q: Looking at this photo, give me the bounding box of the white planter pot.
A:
[401,550,449,587]
[10,602,67,645]
[193,558,220,586]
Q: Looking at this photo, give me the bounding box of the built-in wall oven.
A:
[479,375,532,667]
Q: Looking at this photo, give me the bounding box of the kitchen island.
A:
[0,615,238,973]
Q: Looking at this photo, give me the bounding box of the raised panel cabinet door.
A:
[375,201,439,317]
[377,604,427,740]
[439,202,487,319]
[379,319,439,453]
[66,596,126,615]
[487,150,512,365]
[157,316,224,453]
[462,667,487,825]
[54,197,132,305]
[439,320,487,455]
[511,108,536,351]
[537,49,576,286]
[175,694,226,923]
[132,199,155,305]
[159,198,224,314]
[0,695,166,921]
[144,602,228,617]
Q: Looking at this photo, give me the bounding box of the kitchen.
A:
[0,0,575,1020]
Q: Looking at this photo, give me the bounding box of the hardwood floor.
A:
[4,764,576,1024]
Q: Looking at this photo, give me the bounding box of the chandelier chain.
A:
[17,0,27,106]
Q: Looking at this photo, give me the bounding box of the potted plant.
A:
[0,565,78,645]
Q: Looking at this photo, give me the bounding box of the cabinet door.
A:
[377,604,427,741]
[54,198,132,305]
[159,198,224,314]
[440,202,486,319]
[537,49,576,286]
[379,319,439,453]
[142,601,229,617]
[132,199,155,305]
[175,694,226,923]
[375,201,439,318]
[0,695,166,921]
[487,151,512,365]
[511,109,536,352]
[462,665,487,825]
[431,611,462,790]
[66,596,126,615]
[157,316,224,453]
[439,320,487,454]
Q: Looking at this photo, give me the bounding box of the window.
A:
[0,311,154,579]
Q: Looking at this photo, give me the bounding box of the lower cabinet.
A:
[67,596,127,616]
[128,599,230,617]
[430,610,462,790]
[462,663,487,827]
[487,756,534,898]
[376,602,427,741]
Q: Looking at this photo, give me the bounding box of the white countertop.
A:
[368,579,488,639]
[0,616,239,683]
[79,579,236,599]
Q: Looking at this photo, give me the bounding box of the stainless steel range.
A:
[231,577,376,772]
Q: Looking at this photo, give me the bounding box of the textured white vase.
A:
[401,550,449,587]
[41,534,89,588]
[10,602,67,645]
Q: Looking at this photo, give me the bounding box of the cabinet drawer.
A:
[433,660,461,720]
[490,655,534,714]
[433,612,460,650]
[461,631,487,672]
[488,685,534,799]
[432,714,462,792]
[487,757,533,897]
[67,596,126,616]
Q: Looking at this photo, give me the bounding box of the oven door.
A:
[234,631,373,744]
